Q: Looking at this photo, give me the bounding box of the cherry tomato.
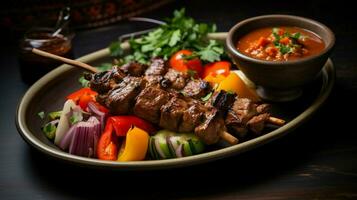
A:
[202,61,231,78]
[169,50,203,77]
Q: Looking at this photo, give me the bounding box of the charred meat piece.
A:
[225,98,272,137]
[106,77,145,115]
[179,100,206,133]
[227,98,258,123]
[182,79,211,99]
[195,108,225,145]
[247,113,270,134]
[120,62,148,77]
[87,66,126,94]
[163,68,188,90]
[207,91,236,117]
[256,103,270,114]
[160,97,188,131]
[145,75,163,86]
[225,98,258,137]
[144,58,168,85]
[134,86,170,124]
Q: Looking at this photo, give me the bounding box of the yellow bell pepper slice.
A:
[117,126,149,161]
[204,73,226,86]
[216,72,260,101]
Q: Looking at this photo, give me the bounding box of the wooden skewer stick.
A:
[32,48,99,73]
[221,131,239,145]
[268,116,286,126]
[31,48,240,145]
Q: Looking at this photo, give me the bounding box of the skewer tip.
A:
[268,117,285,126]
[221,131,239,145]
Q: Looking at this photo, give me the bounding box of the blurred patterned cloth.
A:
[1,0,172,35]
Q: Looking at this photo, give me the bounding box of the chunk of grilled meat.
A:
[195,108,225,145]
[179,100,206,133]
[247,113,270,134]
[134,85,170,124]
[121,62,148,77]
[144,58,168,85]
[160,97,188,131]
[87,66,126,94]
[104,77,146,115]
[162,68,188,90]
[207,90,236,117]
[225,98,271,137]
[182,79,211,99]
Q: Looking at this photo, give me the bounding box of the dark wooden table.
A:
[1,0,357,199]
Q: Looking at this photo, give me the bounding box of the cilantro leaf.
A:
[110,8,224,64]
[96,63,112,72]
[78,76,89,87]
[292,32,301,39]
[201,92,213,102]
[109,41,123,57]
[37,111,45,119]
[169,30,181,47]
[42,122,56,140]
[196,40,224,62]
[279,45,291,54]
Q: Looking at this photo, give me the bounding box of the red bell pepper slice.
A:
[108,116,156,137]
[91,101,109,114]
[96,122,118,160]
[67,87,99,110]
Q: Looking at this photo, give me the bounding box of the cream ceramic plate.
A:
[16,33,335,170]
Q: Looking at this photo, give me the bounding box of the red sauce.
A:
[236,27,325,61]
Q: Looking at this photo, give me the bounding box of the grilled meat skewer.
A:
[31,48,284,145]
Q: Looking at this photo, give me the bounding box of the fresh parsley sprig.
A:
[109,8,225,64]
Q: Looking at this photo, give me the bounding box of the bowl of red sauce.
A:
[226,15,335,101]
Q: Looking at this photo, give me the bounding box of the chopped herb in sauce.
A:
[237,27,325,61]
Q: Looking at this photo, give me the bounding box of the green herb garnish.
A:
[226,90,235,95]
[272,27,303,55]
[78,76,89,87]
[109,41,124,57]
[96,63,112,71]
[48,111,62,120]
[109,8,224,64]
[78,63,112,87]
[37,111,45,119]
[42,122,56,140]
[201,92,213,102]
[69,115,80,125]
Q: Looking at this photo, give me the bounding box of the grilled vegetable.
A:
[97,120,119,160]
[216,72,259,101]
[149,130,205,159]
[59,116,101,158]
[54,99,77,145]
[117,126,150,161]
[107,116,156,137]
[67,87,98,110]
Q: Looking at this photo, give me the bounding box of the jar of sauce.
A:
[18,27,74,84]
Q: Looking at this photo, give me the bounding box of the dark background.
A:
[1,0,357,199]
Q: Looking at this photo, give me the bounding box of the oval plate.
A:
[16,33,335,170]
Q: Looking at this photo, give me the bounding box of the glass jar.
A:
[18,27,74,84]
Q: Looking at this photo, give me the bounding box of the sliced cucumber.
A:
[149,130,205,160]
